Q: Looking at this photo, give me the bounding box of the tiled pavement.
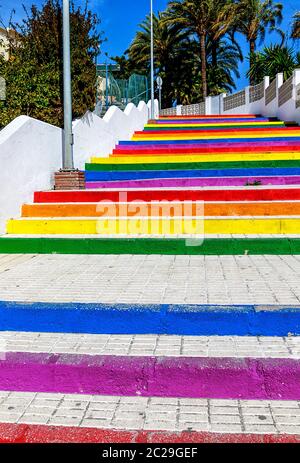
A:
[0,332,300,358]
[0,391,299,435]
[1,253,300,438]
[0,253,300,304]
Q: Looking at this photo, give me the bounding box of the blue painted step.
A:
[1,301,300,336]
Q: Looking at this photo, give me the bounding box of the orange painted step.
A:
[22,201,300,218]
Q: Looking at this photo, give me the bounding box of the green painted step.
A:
[85,159,300,172]
[0,237,300,255]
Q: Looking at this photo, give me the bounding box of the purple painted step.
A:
[86,175,300,190]
[1,352,300,400]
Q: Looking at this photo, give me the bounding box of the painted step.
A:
[1,350,300,400]
[131,133,300,141]
[85,159,300,172]
[151,117,270,123]
[6,216,300,235]
[145,122,285,129]
[113,144,300,155]
[119,139,300,147]
[147,118,283,123]
[84,166,300,180]
[144,123,286,131]
[90,153,300,165]
[157,114,259,118]
[34,186,300,203]
[21,201,300,218]
[1,236,300,255]
[1,300,300,335]
[22,201,202,218]
[85,175,300,189]
[134,126,300,135]
[6,217,204,235]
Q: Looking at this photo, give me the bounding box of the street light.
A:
[156,75,163,112]
[150,0,155,120]
[62,0,74,170]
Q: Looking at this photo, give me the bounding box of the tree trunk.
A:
[250,38,256,54]
[200,33,207,99]
[249,38,256,85]
[211,39,218,67]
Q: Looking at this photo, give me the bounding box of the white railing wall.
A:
[160,107,177,116]
[223,90,246,112]
[0,100,154,234]
[264,74,283,118]
[161,69,300,123]
[182,102,206,116]
[277,70,300,123]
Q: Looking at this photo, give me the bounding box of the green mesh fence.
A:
[95,66,150,116]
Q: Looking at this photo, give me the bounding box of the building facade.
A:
[0,27,17,60]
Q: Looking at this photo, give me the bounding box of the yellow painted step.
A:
[6,217,300,235]
[90,152,300,165]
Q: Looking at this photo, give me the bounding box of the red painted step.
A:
[0,422,299,443]
[34,187,300,203]
[0,422,299,444]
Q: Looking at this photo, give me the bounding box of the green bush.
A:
[0,0,102,129]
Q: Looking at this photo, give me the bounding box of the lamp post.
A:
[62,0,74,170]
[156,76,163,112]
[105,60,109,111]
[55,0,84,189]
[150,0,155,119]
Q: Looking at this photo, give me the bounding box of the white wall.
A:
[0,116,62,233]
[0,100,152,233]
[72,101,149,170]
[147,99,159,119]
[216,70,300,122]
[174,70,300,122]
[277,70,300,124]
[72,112,115,169]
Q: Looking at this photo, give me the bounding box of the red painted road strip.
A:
[34,187,300,203]
[0,423,298,443]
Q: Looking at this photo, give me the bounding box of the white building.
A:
[0,27,18,60]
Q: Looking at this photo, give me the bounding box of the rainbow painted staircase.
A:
[1,114,300,443]
[1,113,300,253]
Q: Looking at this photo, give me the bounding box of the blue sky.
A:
[1,0,299,90]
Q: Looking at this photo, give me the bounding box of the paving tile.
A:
[0,255,299,305]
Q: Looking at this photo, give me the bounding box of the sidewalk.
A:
[0,252,299,441]
[0,253,299,305]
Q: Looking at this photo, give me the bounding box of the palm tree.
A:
[235,0,284,83]
[291,12,300,39]
[165,0,236,99]
[207,38,241,94]
[246,50,266,84]
[128,13,189,69]
[247,44,300,84]
[127,13,191,107]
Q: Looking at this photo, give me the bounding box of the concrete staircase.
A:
[1,113,300,254]
[1,114,300,443]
